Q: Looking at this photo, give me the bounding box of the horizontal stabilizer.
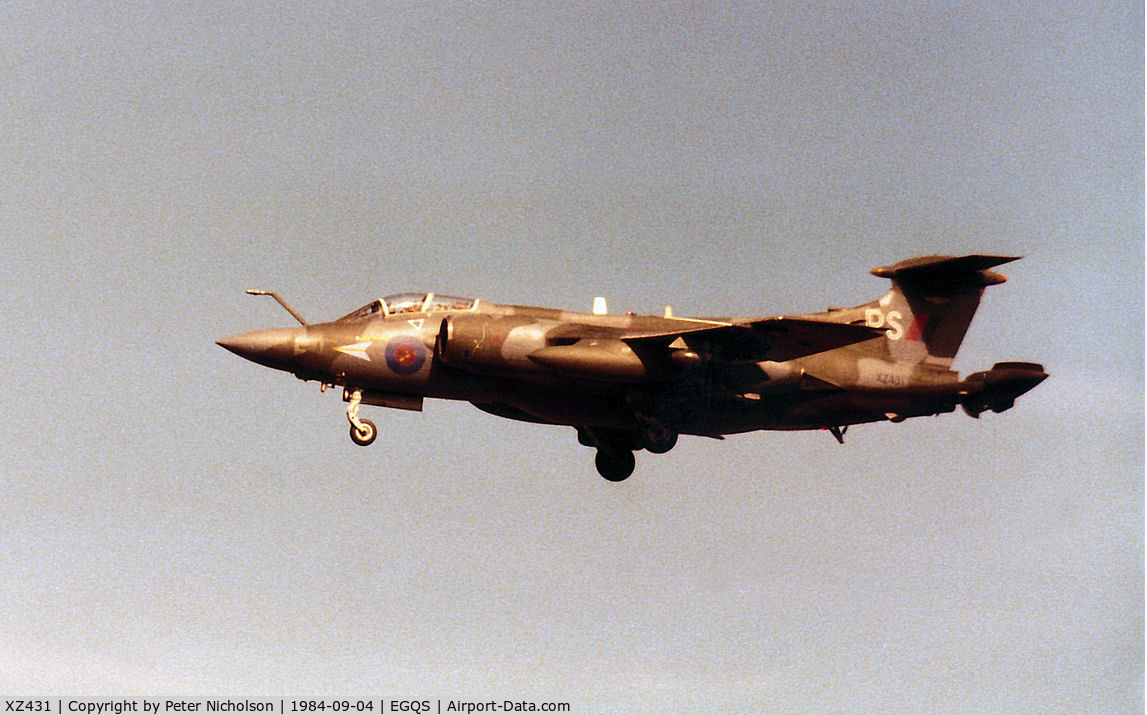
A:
[870,254,1018,288]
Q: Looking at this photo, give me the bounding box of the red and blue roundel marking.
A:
[385,336,426,375]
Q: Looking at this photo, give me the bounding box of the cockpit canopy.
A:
[337,292,477,322]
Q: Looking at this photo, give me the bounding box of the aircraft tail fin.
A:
[862,255,1018,368]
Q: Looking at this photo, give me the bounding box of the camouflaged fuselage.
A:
[219,256,1047,481]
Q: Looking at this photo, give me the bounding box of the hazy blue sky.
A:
[2,1,1142,710]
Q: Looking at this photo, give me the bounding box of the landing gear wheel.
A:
[595,449,635,482]
[350,418,377,446]
[345,388,377,446]
[642,426,678,454]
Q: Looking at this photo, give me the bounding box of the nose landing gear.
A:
[345,389,378,446]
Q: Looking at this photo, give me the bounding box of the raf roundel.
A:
[385,336,427,375]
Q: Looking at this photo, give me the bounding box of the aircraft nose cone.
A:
[216,327,300,370]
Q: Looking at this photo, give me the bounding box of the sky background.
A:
[1,1,1142,710]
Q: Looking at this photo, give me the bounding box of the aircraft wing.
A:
[617,316,884,362]
[529,316,882,383]
[728,317,885,362]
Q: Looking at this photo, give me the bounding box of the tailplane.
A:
[862,255,1018,368]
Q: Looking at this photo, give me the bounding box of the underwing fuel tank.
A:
[960,361,1048,417]
[529,339,650,381]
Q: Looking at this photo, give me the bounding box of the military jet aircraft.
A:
[217,254,1046,481]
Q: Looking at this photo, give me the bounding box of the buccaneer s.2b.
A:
[218,255,1046,481]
